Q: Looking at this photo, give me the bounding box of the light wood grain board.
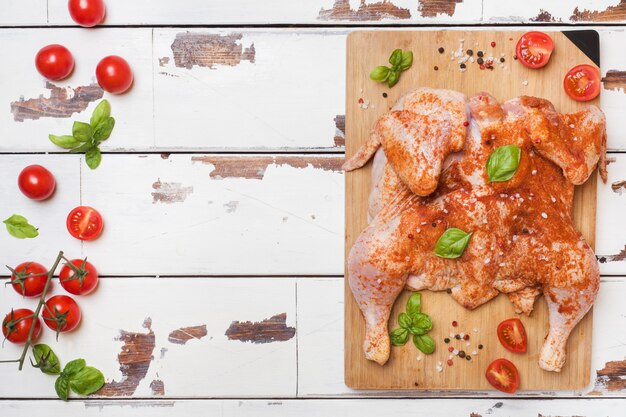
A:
[345,30,601,390]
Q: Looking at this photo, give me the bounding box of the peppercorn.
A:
[447,359,453,366]
[460,63,466,69]
[477,58,484,65]
[446,288,452,294]
[500,57,505,63]
[382,92,388,98]
[458,350,466,358]
[477,51,484,57]
[463,334,470,340]
[432,222,437,227]
[434,66,439,71]
[491,41,496,47]
[455,334,461,340]
[466,49,473,56]
[444,338,450,344]
[478,344,484,350]
[438,47,445,54]
[466,355,471,361]
[452,321,458,327]
[513,55,518,60]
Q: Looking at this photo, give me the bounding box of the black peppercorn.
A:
[438,47,445,54]
[466,49,473,56]
[477,51,484,57]
[455,334,461,340]
[444,338,450,344]
[446,288,452,294]
[477,58,484,65]
[500,57,505,63]
[460,63,466,69]
[458,351,466,358]
[382,92,387,98]
[466,355,471,361]
[478,344,484,350]
[434,66,439,71]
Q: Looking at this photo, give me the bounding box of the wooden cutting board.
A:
[345,30,600,391]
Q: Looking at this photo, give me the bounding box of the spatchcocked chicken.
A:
[344,88,607,372]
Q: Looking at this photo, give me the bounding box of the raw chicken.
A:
[344,88,607,372]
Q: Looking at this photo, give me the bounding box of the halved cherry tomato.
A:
[497,318,527,353]
[18,164,56,201]
[66,206,104,241]
[485,358,520,393]
[60,259,99,295]
[10,262,49,297]
[68,0,106,28]
[516,31,554,69]
[2,309,42,344]
[35,44,75,81]
[42,295,81,333]
[563,64,600,101]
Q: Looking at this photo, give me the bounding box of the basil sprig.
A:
[49,100,115,170]
[435,228,472,259]
[390,292,436,355]
[370,49,413,88]
[486,144,521,182]
[30,345,104,401]
[3,214,38,239]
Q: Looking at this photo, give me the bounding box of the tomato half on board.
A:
[485,358,520,393]
[515,31,554,69]
[66,206,104,241]
[563,64,601,102]
[497,318,527,353]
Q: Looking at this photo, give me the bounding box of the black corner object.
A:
[562,30,600,67]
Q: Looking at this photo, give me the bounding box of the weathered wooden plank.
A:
[1,398,626,415]
[0,28,154,152]
[79,154,344,276]
[483,0,626,23]
[47,0,484,25]
[297,278,626,397]
[0,278,297,398]
[0,0,47,25]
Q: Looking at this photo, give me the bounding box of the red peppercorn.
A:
[448,346,454,352]
[452,321,458,327]
[480,64,485,70]
[408,233,414,239]
[534,138,541,144]
[358,98,364,104]
[491,41,496,47]
[463,121,469,127]
[463,334,470,341]
[447,359,453,366]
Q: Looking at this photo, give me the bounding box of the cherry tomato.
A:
[68,0,106,27]
[66,206,104,241]
[42,295,81,333]
[18,164,56,201]
[35,44,75,81]
[497,318,528,353]
[485,358,520,394]
[2,309,42,344]
[563,64,601,102]
[515,31,554,69]
[60,259,99,295]
[10,262,49,297]
[96,56,133,94]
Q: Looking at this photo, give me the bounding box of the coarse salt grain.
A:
[453,349,459,355]
[484,259,491,265]
[499,262,506,267]
[472,350,478,355]
[416,228,421,233]
[416,355,422,361]
[569,124,575,128]
[443,208,449,214]
[450,332,456,338]
[473,328,479,333]
[541,212,548,219]
[421,221,427,225]
[551,196,556,203]
[531,170,537,175]
[522,80,529,86]
[466,342,471,347]
[573,137,578,141]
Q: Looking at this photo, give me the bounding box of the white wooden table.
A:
[1,1,625,415]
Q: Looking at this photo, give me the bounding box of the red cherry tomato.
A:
[515,31,554,69]
[96,56,133,94]
[35,44,75,81]
[18,165,56,201]
[10,262,49,297]
[66,206,104,241]
[497,318,528,353]
[564,64,601,102]
[42,295,81,333]
[485,358,520,393]
[2,309,42,344]
[60,259,99,295]
[68,0,106,27]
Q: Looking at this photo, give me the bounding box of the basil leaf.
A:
[49,134,81,149]
[411,313,433,334]
[31,344,61,375]
[90,99,111,128]
[69,366,105,396]
[3,214,38,239]
[72,121,93,142]
[390,328,409,346]
[388,49,402,68]
[370,66,391,82]
[55,376,70,401]
[62,358,86,378]
[85,147,102,170]
[399,50,413,71]
[435,228,472,259]
[398,312,412,330]
[486,144,521,182]
[406,292,421,320]
[69,142,95,154]
[387,70,400,88]
[93,117,115,142]
[413,334,435,354]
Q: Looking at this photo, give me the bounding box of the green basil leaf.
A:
[390,328,409,346]
[387,70,400,88]
[49,134,81,149]
[370,66,390,82]
[93,117,115,142]
[3,214,38,239]
[85,147,102,170]
[486,144,521,182]
[90,99,111,128]
[388,49,402,68]
[69,142,95,154]
[62,358,86,378]
[55,376,70,401]
[399,50,413,71]
[31,344,61,375]
[413,334,436,355]
[72,121,93,142]
[398,312,412,330]
[411,313,433,334]
[435,227,472,259]
[406,292,421,319]
[69,366,105,396]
